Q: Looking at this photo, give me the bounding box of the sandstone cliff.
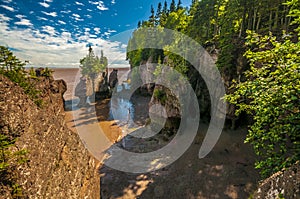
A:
[0,75,100,198]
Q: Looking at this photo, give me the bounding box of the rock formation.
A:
[0,74,100,198]
[252,162,300,199]
[108,69,118,89]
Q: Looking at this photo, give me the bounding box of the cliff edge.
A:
[0,74,100,198]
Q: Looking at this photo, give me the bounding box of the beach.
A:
[52,68,260,199]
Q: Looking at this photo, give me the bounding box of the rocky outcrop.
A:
[0,75,100,198]
[252,162,300,199]
[108,69,118,89]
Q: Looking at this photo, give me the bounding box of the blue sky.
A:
[0,0,191,68]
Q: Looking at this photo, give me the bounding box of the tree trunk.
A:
[252,8,257,31]
[274,6,279,30]
[256,13,261,32]
[239,6,247,38]
[269,11,273,32]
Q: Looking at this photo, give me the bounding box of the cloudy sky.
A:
[0,0,190,68]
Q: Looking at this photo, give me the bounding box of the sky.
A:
[0,0,191,68]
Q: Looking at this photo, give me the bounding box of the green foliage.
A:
[127,0,296,77]
[226,31,300,178]
[80,46,107,79]
[285,0,300,36]
[28,67,37,78]
[153,89,167,104]
[0,133,27,197]
[126,0,300,180]
[40,67,53,77]
[0,46,42,106]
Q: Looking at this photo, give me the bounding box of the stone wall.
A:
[0,75,100,198]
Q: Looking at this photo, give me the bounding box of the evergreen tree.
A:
[177,0,182,10]
[170,0,176,13]
[163,0,168,14]
[160,1,169,26]
[149,5,156,26]
[156,2,162,26]
[126,0,300,180]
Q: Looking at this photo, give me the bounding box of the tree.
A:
[286,0,300,35]
[226,30,300,177]
[149,5,156,26]
[0,46,42,106]
[170,0,176,13]
[156,2,162,26]
[163,0,168,14]
[177,0,183,10]
[79,45,107,93]
[0,46,24,72]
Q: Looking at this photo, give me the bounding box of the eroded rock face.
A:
[252,162,300,199]
[109,69,118,89]
[0,75,100,198]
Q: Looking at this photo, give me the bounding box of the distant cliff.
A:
[0,74,100,198]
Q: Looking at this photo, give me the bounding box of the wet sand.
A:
[53,68,260,199]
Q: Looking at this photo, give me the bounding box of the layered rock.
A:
[0,75,100,198]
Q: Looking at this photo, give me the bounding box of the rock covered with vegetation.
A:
[0,47,100,198]
[126,0,300,196]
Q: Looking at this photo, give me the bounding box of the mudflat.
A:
[53,68,260,199]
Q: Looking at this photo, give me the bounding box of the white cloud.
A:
[58,20,66,25]
[61,10,71,14]
[39,2,50,8]
[103,29,117,38]
[72,13,83,21]
[88,1,98,5]
[0,5,15,12]
[41,11,57,17]
[15,18,33,26]
[72,13,80,18]
[2,0,12,3]
[0,14,11,22]
[89,1,109,11]
[37,16,48,21]
[61,31,72,42]
[75,1,84,6]
[45,0,53,2]
[42,25,56,36]
[97,1,108,11]
[111,0,116,4]
[61,31,71,37]
[0,19,128,68]
[94,27,101,34]
[74,18,84,21]
[16,14,25,19]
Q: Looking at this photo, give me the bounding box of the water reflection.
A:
[108,83,135,127]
